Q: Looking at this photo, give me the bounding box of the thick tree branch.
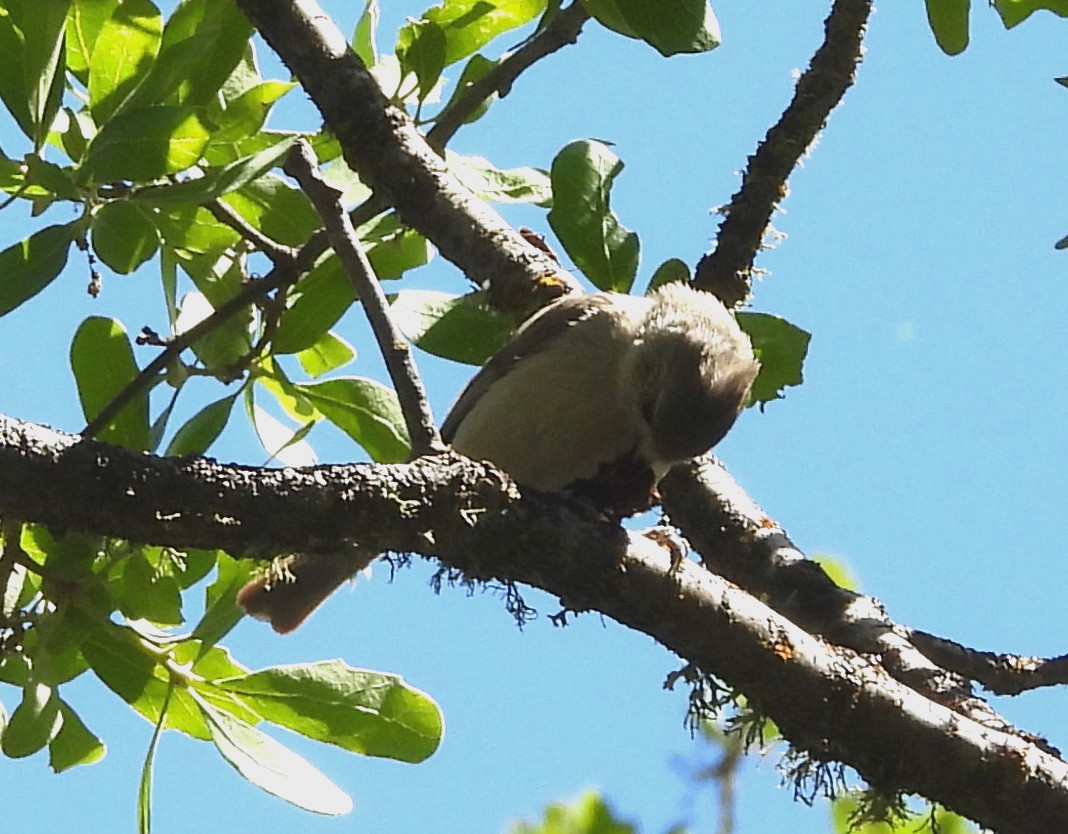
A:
[660,457,1055,753]
[234,0,581,318]
[1,412,1067,834]
[694,0,872,307]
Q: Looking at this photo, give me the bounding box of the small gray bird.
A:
[239,281,759,632]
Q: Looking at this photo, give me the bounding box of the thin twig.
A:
[426,2,590,151]
[694,0,873,307]
[81,264,298,440]
[285,141,443,456]
[909,631,1068,696]
[204,198,299,264]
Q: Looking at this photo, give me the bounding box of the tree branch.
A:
[909,631,1068,696]
[233,0,582,318]
[81,264,300,440]
[660,456,1056,753]
[285,141,442,456]
[2,412,1067,834]
[203,197,298,265]
[694,0,873,307]
[425,2,591,151]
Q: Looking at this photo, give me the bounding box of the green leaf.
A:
[257,365,317,423]
[138,684,170,834]
[206,81,296,144]
[174,290,252,371]
[925,0,970,54]
[219,174,320,247]
[438,53,498,126]
[92,201,161,274]
[0,222,76,318]
[2,559,28,619]
[548,139,639,292]
[736,312,810,406]
[216,660,443,763]
[153,204,240,257]
[993,0,1068,28]
[193,694,353,815]
[0,0,69,144]
[31,617,91,686]
[2,682,62,758]
[23,154,82,201]
[170,548,218,590]
[49,700,106,772]
[148,386,180,453]
[297,331,356,379]
[119,550,184,625]
[365,225,433,280]
[70,316,150,449]
[124,0,252,110]
[166,393,239,456]
[647,257,690,292]
[134,137,299,207]
[178,639,249,680]
[391,289,513,365]
[21,525,101,583]
[513,790,637,834]
[81,620,210,739]
[584,0,720,56]
[19,0,68,149]
[248,402,318,467]
[192,553,257,648]
[53,107,98,163]
[0,153,28,196]
[81,105,210,183]
[273,255,354,354]
[577,0,637,37]
[447,151,551,205]
[88,0,163,123]
[0,3,35,140]
[67,0,120,81]
[353,0,380,66]
[396,19,447,102]
[0,651,31,687]
[295,378,411,463]
[424,0,548,66]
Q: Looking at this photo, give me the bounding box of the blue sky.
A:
[4,2,1068,832]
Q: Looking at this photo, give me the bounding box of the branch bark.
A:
[233,0,581,317]
[694,0,873,307]
[285,141,442,456]
[1,412,1067,834]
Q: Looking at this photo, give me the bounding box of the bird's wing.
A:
[440,292,616,442]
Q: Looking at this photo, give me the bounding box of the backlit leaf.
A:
[81,105,210,182]
[736,312,810,407]
[195,694,353,815]
[216,660,443,763]
[295,378,410,462]
[70,316,149,449]
[548,140,639,292]
[0,223,76,318]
